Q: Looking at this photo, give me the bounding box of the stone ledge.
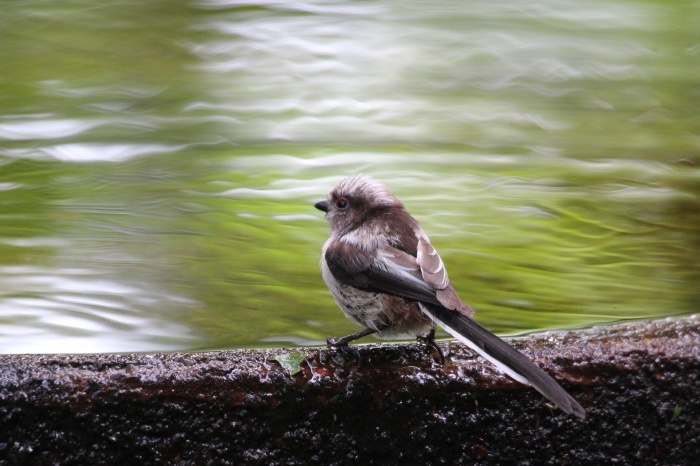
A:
[0,317,698,465]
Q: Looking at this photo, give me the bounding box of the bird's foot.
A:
[417,328,445,365]
[326,336,362,366]
[325,328,376,366]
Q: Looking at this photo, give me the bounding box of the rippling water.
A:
[0,0,697,354]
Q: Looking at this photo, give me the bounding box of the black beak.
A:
[314,200,328,212]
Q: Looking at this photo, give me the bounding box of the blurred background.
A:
[0,0,698,354]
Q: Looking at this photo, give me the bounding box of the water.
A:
[0,0,698,354]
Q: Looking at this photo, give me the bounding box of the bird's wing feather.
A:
[325,235,473,316]
[324,240,442,305]
[415,233,474,316]
[416,234,449,289]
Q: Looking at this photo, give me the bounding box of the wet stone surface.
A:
[0,317,698,465]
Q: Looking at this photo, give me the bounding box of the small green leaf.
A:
[671,404,682,422]
[272,352,306,375]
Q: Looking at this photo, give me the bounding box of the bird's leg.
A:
[327,328,376,365]
[417,326,445,365]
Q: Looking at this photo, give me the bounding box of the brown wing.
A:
[325,240,443,306]
[325,223,474,317]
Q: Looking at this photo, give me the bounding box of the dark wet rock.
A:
[0,317,698,465]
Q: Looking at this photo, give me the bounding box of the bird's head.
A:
[314,174,403,235]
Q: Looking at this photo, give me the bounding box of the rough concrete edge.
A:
[0,316,698,464]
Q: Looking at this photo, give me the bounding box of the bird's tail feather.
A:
[420,303,585,419]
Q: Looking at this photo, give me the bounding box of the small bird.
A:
[314,174,585,419]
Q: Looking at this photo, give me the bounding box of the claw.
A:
[417,328,445,365]
[327,336,363,365]
[325,328,376,366]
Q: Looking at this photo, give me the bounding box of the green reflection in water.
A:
[1,145,698,352]
[0,0,698,353]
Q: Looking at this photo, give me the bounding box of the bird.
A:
[314,174,585,419]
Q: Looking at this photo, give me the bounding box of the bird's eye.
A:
[335,197,349,209]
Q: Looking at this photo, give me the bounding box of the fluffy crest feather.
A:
[332,174,401,208]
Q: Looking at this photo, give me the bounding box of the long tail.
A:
[420,303,585,419]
